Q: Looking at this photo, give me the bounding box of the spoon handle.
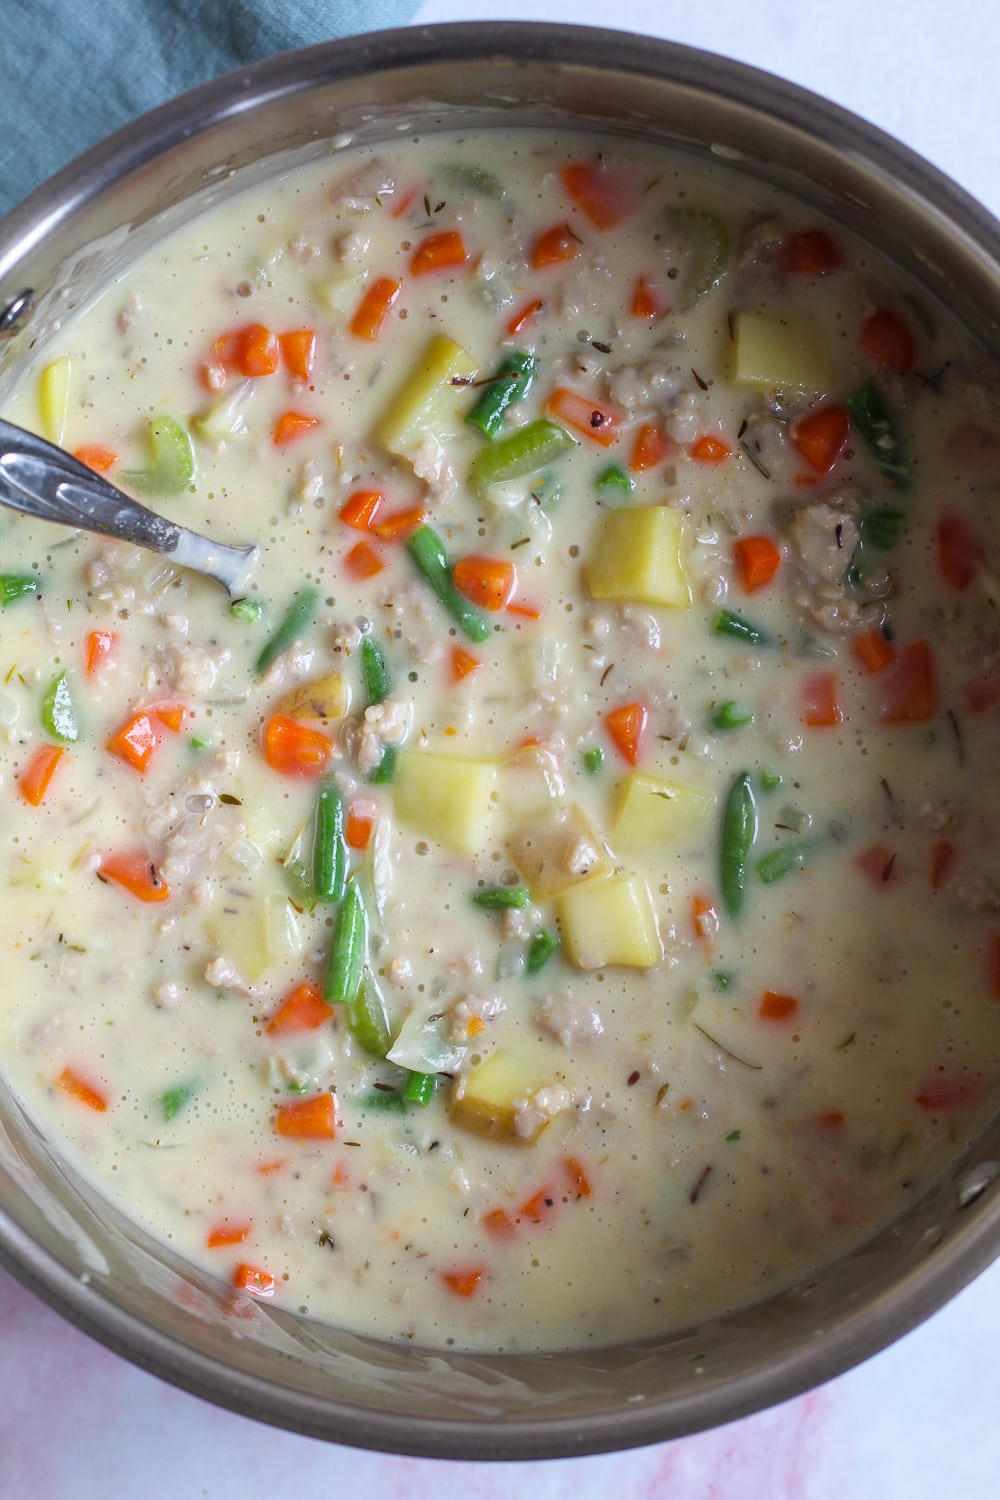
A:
[0,417,258,597]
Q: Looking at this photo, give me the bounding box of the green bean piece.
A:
[359,1087,407,1113]
[254,585,319,677]
[472,884,530,910]
[361,635,390,704]
[757,842,813,884]
[121,415,196,497]
[719,771,757,919]
[40,670,78,743]
[347,969,393,1059]
[312,783,347,904]
[406,524,491,643]
[709,700,754,732]
[160,1082,196,1121]
[846,380,909,489]
[325,880,368,1006]
[229,597,263,624]
[595,463,633,496]
[712,608,771,647]
[466,351,538,439]
[860,507,907,550]
[403,1070,438,1106]
[368,744,397,785]
[663,207,731,308]
[526,928,560,975]
[582,746,604,774]
[0,573,39,607]
[469,418,577,495]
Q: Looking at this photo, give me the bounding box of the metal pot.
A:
[1,22,998,1462]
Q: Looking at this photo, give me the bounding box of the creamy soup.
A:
[1,131,999,1353]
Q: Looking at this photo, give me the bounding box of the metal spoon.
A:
[0,417,258,597]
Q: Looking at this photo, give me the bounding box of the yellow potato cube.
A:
[206,901,272,982]
[375,333,477,460]
[272,672,350,725]
[394,749,497,853]
[585,506,690,608]
[613,772,715,854]
[557,873,662,970]
[38,355,72,446]
[507,803,611,899]
[731,308,831,391]
[449,1047,556,1144]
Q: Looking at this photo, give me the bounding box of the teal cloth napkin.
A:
[0,0,420,217]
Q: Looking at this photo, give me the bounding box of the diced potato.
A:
[192,379,254,442]
[731,308,831,391]
[206,901,271,981]
[557,873,662,970]
[507,803,611,899]
[585,506,690,608]
[312,270,366,315]
[613,772,715,854]
[38,356,72,445]
[449,1046,556,1144]
[264,893,303,961]
[394,749,497,853]
[272,671,350,725]
[374,333,477,460]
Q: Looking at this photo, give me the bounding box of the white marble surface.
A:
[2,2,997,1494]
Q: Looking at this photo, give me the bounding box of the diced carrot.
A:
[73,444,119,473]
[372,506,426,542]
[784,228,843,275]
[274,1091,337,1140]
[391,185,417,218]
[546,386,620,446]
[262,715,333,778]
[343,540,385,581]
[450,644,481,682]
[410,230,469,276]
[563,1156,593,1199]
[216,323,280,378]
[691,893,720,946]
[531,222,582,270]
[98,850,171,902]
[759,990,799,1021]
[853,629,896,674]
[206,1222,252,1249]
[339,489,384,530]
[854,844,898,886]
[265,980,334,1036]
[631,275,667,320]
[107,710,161,773]
[937,512,982,592]
[151,701,187,734]
[814,1110,846,1132]
[517,1187,556,1225]
[84,628,117,677]
[733,534,781,594]
[453,555,517,611]
[507,298,543,336]
[256,1158,288,1177]
[878,640,936,724]
[991,933,1000,1002]
[629,421,672,472]
[349,276,402,340]
[465,1015,487,1038]
[688,434,732,464]
[914,1072,980,1112]
[560,161,638,229]
[345,808,375,851]
[859,307,914,373]
[273,410,321,446]
[506,599,541,620]
[56,1065,108,1112]
[232,1263,276,1297]
[790,404,850,473]
[18,744,66,806]
[801,671,843,728]
[278,328,317,381]
[605,701,647,765]
[929,840,956,891]
[964,675,1000,713]
[482,1207,516,1239]
[440,1267,485,1298]
[946,420,1000,473]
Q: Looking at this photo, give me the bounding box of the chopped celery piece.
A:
[526,928,560,975]
[347,970,392,1060]
[596,463,633,496]
[121,416,196,497]
[465,351,537,439]
[472,884,530,910]
[40,670,78,743]
[664,208,731,308]
[254,586,319,678]
[38,356,72,445]
[469,418,576,495]
[230,597,263,624]
[709,700,753,732]
[712,608,770,646]
[359,1087,406,1113]
[846,380,909,489]
[444,164,504,199]
[160,1082,196,1121]
[406,524,491,643]
[403,1070,438,1106]
[759,770,783,792]
[0,573,39,607]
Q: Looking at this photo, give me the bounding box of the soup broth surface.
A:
[1,130,999,1352]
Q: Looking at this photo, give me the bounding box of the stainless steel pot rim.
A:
[1,21,998,1462]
